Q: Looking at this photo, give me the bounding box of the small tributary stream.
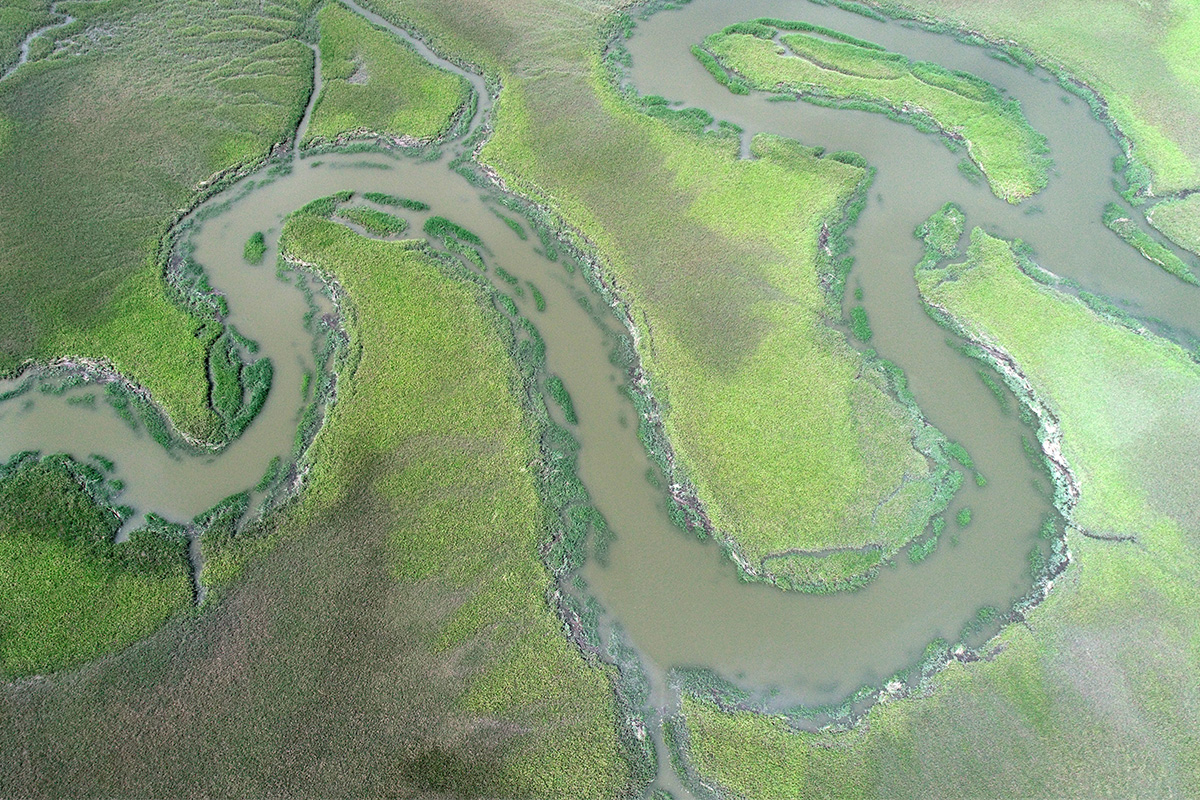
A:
[1,0,1196,795]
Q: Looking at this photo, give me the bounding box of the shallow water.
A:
[1,0,1195,794]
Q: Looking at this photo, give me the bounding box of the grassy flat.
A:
[919,228,1200,538]
[0,0,317,438]
[874,0,1200,195]
[673,227,1200,798]
[0,458,192,679]
[700,21,1050,202]
[1149,193,1200,255]
[305,1,470,145]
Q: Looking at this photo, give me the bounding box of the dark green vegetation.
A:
[242,231,267,264]
[698,19,1050,201]
[0,212,632,797]
[546,374,578,424]
[335,204,409,235]
[0,0,318,439]
[207,332,274,440]
[423,214,484,246]
[848,305,872,342]
[305,1,470,146]
[0,454,191,679]
[1103,201,1199,284]
[675,224,1200,799]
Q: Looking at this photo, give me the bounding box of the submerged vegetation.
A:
[698,19,1051,201]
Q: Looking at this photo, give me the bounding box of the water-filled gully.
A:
[1,0,1195,793]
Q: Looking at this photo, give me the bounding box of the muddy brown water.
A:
[1,0,1196,795]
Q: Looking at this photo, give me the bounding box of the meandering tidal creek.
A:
[2,1,1195,795]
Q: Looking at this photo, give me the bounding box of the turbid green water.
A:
[2,0,1195,795]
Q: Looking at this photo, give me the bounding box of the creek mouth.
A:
[1,0,1194,794]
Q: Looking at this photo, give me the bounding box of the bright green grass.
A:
[0,459,191,679]
[915,200,965,257]
[1103,202,1199,284]
[701,24,1049,202]
[920,228,1200,539]
[335,204,409,235]
[356,0,953,588]
[1149,193,1200,256]
[871,0,1200,194]
[676,227,1200,799]
[0,0,317,438]
[304,1,469,145]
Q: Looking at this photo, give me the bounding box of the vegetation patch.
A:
[546,375,578,425]
[335,204,409,236]
[362,191,430,211]
[423,214,484,246]
[915,201,964,258]
[698,21,1050,201]
[243,231,267,264]
[762,547,885,592]
[1103,202,1199,284]
[208,332,274,441]
[0,454,191,679]
[848,305,873,342]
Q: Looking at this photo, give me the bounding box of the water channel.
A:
[2,0,1197,794]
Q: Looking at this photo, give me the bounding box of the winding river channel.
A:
[3,0,1198,793]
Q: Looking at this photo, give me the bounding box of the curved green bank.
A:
[698,19,1050,202]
